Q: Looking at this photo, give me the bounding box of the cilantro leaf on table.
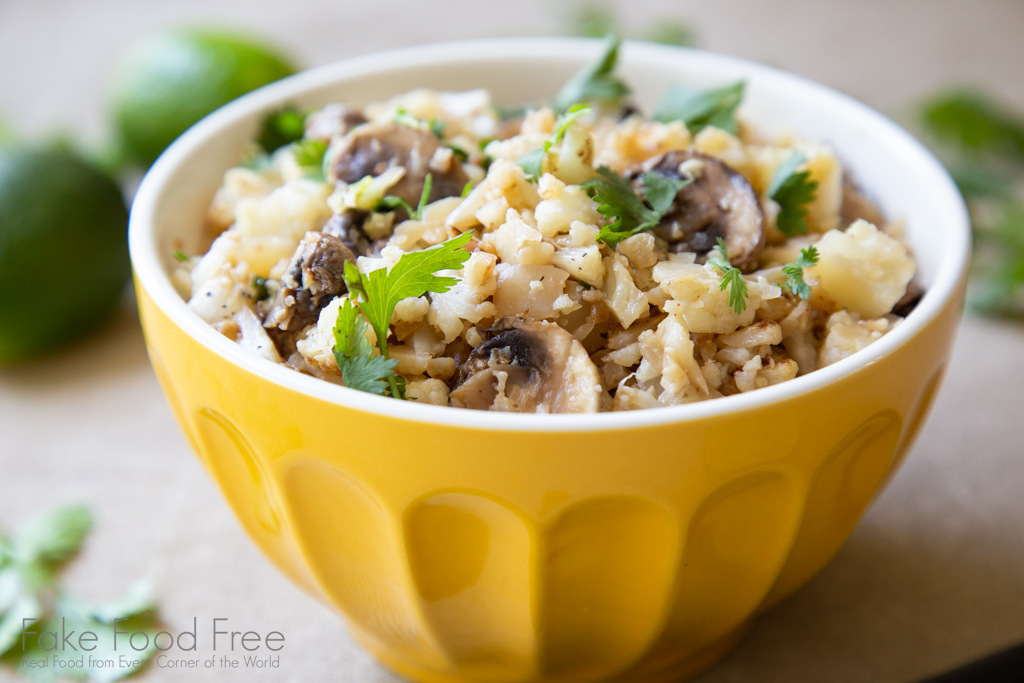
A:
[655,81,745,134]
[581,166,688,247]
[552,35,630,113]
[517,104,592,181]
[332,299,398,396]
[293,138,327,181]
[707,237,749,314]
[768,152,818,236]
[257,106,306,153]
[781,245,820,299]
[341,231,473,398]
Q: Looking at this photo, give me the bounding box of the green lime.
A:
[111,29,296,166]
[0,145,130,363]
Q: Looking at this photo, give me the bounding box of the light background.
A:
[2,1,1024,681]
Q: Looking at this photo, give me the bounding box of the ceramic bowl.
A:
[129,38,969,683]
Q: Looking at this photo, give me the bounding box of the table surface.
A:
[2,1,1024,681]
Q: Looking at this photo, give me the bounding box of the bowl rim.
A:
[129,36,970,433]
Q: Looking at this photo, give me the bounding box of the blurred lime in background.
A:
[110,28,297,166]
[0,146,129,363]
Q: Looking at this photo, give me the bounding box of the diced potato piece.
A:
[809,219,915,318]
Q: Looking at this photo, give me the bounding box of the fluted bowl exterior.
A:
[130,39,969,683]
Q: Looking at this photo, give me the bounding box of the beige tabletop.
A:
[2,1,1024,682]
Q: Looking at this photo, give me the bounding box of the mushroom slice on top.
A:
[330,121,469,208]
[451,317,602,413]
[644,150,765,272]
[263,231,356,355]
[304,103,367,142]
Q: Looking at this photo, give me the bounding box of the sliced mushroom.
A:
[263,231,356,355]
[322,208,370,255]
[330,121,469,207]
[892,279,924,318]
[304,103,367,142]
[642,150,765,272]
[451,317,602,413]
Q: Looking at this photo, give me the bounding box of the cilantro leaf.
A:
[257,106,306,153]
[517,148,545,181]
[332,299,398,396]
[582,166,688,247]
[342,232,473,398]
[655,82,745,134]
[14,505,91,565]
[552,35,630,113]
[293,139,328,181]
[782,245,820,299]
[707,237,749,314]
[377,173,433,220]
[769,152,818,236]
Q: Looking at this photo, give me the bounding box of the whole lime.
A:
[111,29,296,166]
[0,146,130,362]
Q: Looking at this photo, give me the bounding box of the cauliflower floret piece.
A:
[446,160,540,230]
[208,167,280,232]
[654,262,781,334]
[406,378,451,406]
[617,232,659,269]
[428,252,498,342]
[809,219,915,318]
[638,310,708,399]
[553,245,605,288]
[601,254,649,328]
[480,209,554,265]
[233,179,332,240]
[534,174,604,237]
[593,118,691,172]
[818,310,893,367]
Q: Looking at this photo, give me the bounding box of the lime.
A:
[111,29,296,165]
[0,146,129,363]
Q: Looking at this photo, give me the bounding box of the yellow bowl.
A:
[129,39,969,683]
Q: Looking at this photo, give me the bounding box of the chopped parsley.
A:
[707,237,749,314]
[172,249,189,262]
[293,138,328,181]
[655,82,745,134]
[768,151,818,236]
[552,35,630,113]
[341,231,473,398]
[581,165,689,247]
[517,104,592,181]
[257,106,306,153]
[781,245,820,299]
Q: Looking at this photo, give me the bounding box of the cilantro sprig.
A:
[768,151,818,236]
[0,505,161,682]
[655,82,745,134]
[707,237,749,314]
[376,173,433,220]
[517,104,592,181]
[332,299,399,396]
[340,231,473,398]
[781,245,820,299]
[552,35,630,113]
[581,166,689,247]
[293,138,328,181]
[257,106,306,153]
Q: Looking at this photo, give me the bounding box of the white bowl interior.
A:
[130,38,969,431]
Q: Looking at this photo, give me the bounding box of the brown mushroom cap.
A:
[330,121,469,207]
[263,231,356,355]
[643,150,765,272]
[304,103,367,142]
[451,318,601,413]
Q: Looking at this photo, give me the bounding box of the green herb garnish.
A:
[552,35,630,113]
[581,165,689,247]
[707,237,749,314]
[655,82,745,134]
[252,275,271,302]
[768,151,818,236]
[257,106,306,153]
[293,138,328,181]
[172,249,189,262]
[332,299,399,396]
[781,245,820,299]
[341,231,473,398]
[376,173,433,220]
[460,181,474,198]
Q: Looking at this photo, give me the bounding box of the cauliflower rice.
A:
[173,79,919,413]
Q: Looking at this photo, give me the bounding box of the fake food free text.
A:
[20,618,285,653]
